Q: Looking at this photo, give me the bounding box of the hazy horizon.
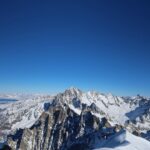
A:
[0,86,149,98]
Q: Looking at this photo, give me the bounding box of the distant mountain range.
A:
[0,87,150,150]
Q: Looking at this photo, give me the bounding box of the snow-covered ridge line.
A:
[93,130,150,150]
[1,87,150,145]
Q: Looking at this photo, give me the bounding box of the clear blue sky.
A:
[0,0,150,96]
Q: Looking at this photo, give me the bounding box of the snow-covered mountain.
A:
[0,94,53,133]
[0,87,150,150]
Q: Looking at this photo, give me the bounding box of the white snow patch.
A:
[93,130,150,150]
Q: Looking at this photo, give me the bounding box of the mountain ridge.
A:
[0,87,150,150]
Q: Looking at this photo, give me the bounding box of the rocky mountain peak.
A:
[6,102,118,150]
[64,87,82,97]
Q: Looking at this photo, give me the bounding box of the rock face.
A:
[7,103,117,150]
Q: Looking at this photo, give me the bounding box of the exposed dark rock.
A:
[132,130,141,136]
[0,145,12,150]
[7,104,117,150]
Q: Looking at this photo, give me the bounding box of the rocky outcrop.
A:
[7,103,118,150]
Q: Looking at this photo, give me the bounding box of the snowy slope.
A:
[0,94,53,132]
[93,130,150,150]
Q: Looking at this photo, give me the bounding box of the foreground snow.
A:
[94,130,150,150]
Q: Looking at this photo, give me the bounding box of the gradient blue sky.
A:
[0,0,150,96]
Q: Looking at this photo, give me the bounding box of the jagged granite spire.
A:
[7,103,118,150]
